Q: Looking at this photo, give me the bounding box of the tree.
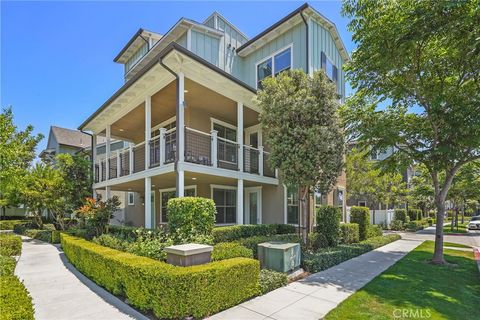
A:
[447,161,480,225]
[341,0,480,264]
[0,107,43,215]
[346,147,407,220]
[257,70,344,241]
[77,196,121,236]
[408,166,435,218]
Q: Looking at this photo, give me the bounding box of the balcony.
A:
[94,126,277,183]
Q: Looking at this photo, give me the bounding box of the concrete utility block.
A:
[257,242,301,273]
[164,243,213,267]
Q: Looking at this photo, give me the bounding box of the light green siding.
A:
[215,16,248,75]
[310,20,345,99]
[191,30,220,66]
[240,22,307,88]
[177,33,187,47]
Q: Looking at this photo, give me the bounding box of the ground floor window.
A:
[212,188,236,224]
[287,186,299,225]
[313,191,328,224]
[160,187,196,222]
[127,192,135,205]
[334,188,345,220]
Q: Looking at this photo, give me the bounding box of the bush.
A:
[126,236,174,261]
[0,256,16,276]
[167,197,216,244]
[23,229,52,243]
[366,225,383,238]
[212,224,295,243]
[212,242,253,261]
[14,223,59,243]
[93,234,129,251]
[0,275,35,320]
[394,209,409,223]
[0,234,22,256]
[405,220,427,231]
[427,218,434,225]
[308,232,329,250]
[390,219,404,231]
[60,234,259,319]
[407,209,422,221]
[315,206,341,247]
[303,234,401,273]
[259,269,288,294]
[340,223,360,244]
[0,220,28,230]
[350,206,370,240]
[51,230,61,244]
[238,234,302,258]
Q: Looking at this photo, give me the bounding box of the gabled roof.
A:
[203,11,249,42]
[49,126,106,148]
[113,28,163,63]
[236,3,349,61]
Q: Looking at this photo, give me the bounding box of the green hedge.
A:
[405,220,428,231]
[340,223,359,244]
[407,209,422,221]
[0,256,16,276]
[61,234,260,319]
[212,242,253,261]
[237,234,302,258]
[0,220,28,230]
[0,275,35,320]
[315,206,341,247]
[303,234,401,273]
[168,197,216,244]
[366,225,383,238]
[350,206,370,240]
[13,223,60,244]
[0,234,22,256]
[212,224,296,243]
[259,269,288,295]
[394,209,409,223]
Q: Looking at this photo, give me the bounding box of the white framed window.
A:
[210,118,237,142]
[286,186,299,225]
[320,51,338,84]
[358,200,367,207]
[256,45,293,89]
[210,185,237,224]
[159,186,197,223]
[151,116,176,138]
[313,191,328,225]
[127,192,135,205]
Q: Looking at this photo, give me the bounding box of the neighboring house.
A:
[78,3,349,228]
[39,126,143,225]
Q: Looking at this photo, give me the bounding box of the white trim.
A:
[244,125,262,148]
[210,117,237,131]
[151,190,156,228]
[358,200,367,207]
[186,28,192,50]
[152,116,176,132]
[255,43,293,89]
[159,185,197,223]
[210,184,238,225]
[283,184,288,224]
[245,186,262,224]
[127,192,135,205]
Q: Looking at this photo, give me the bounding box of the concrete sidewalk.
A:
[15,237,148,320]
[208,238,423,320]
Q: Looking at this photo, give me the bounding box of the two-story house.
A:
[78,3,349,228]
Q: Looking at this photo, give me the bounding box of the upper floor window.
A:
[256,46,292,89]
[320,52,338,84]
[213,122,236,142]
[125,42,149,74]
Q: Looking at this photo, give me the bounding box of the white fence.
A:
[346,207,395,226]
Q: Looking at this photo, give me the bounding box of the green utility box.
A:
[257,242,301,273]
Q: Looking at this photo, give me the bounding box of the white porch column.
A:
[177,170,184,197]
[105,186,111,200]
[116,150,121,177]
[258,146,264,176]
[92,134,97,181]
[145,95,151,169]
[237,102,244,172]
[211,130,218,168]
[106,125,111,180]
[237,179,244,225]
[144,177,152,228]
[129,143,134,174]
[178,72,185,163]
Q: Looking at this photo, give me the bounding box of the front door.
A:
[245,187,262,224]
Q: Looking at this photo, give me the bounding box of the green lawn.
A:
[443,242,471,249]
[443,223,468,234]
[325,241,480,320]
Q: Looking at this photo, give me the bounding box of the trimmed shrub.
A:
[315,206,341,247]
[407,209,422,221]
[340,223,360,244]
[303,234,401,273]
[93,234,129,251]
[308,232,329,251]
[23,229,52,243]
[212,242,253,261]
[394,209,409,223]
[405,220,427,231]
[259,269,288,294]
[0,275,35,320]
[0,255,16,276]
[0,234,22,256]
[13,223,58,243]
[0,220,28,230]
[126,236,174,261]
[167,197,216,244]
[60,234,260,319]
[238,234,302,258]
[212,224,295,243]
[390,219,404,231]
[366,225,383,238]
[51,230,61,244]
[350,206,370,240]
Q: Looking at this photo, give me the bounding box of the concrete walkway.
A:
[15,237,148,320]
[208,238,423,320]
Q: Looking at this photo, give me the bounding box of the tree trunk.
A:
[455,208,459,231]
[461,201,465,224]
[300,186,309,244]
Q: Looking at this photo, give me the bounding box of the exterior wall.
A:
[190,30,221,66]
[240,22,307,88]
[310,20,346,99]
[58,145,82,155]
[262,184,286,224]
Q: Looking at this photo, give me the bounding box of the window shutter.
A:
[321,52,327,71]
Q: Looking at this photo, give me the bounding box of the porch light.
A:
[191,177,197,180]
[184,90,188,93]
[119,128,125,132]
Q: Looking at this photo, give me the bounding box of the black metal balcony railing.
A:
[263,152,276,178]
[243,146,259,174]
[108,157,117,179]
[94,164,100,183]
[119,150,130,176]
[218,138,238,170]
[164,130,176,164]
[133,143,145,173]
[185,128,211,166]
[101,160,106,181]
[149,137,161,168]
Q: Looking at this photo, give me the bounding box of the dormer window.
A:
[256,45,292,89]
[125,42,149,74]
